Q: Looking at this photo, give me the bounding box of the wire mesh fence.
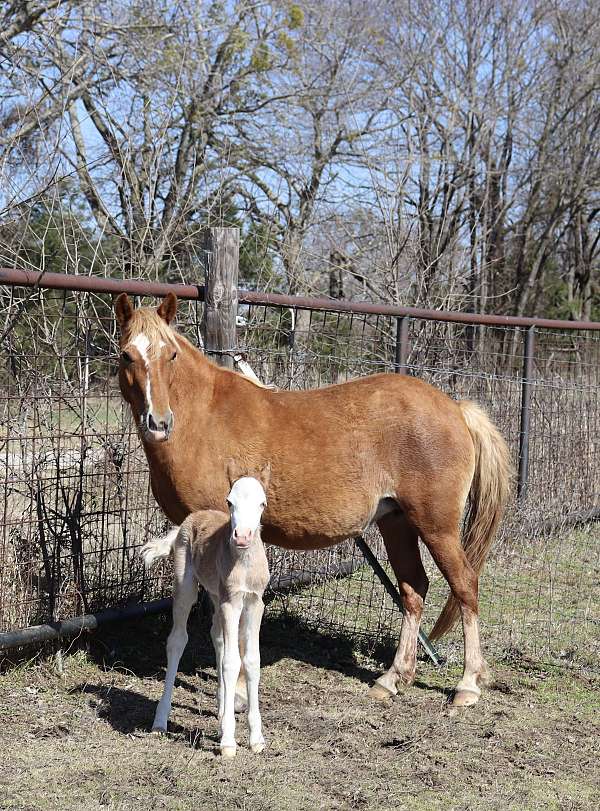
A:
[1,276,598,670]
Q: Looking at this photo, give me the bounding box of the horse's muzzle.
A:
[233,527,253,549]
[141,409,174,443]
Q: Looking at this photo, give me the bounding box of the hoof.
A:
[452,688,480,708]
[234,694,248,714]
[250,741,266,754]
[220,745,237,758]
[369,682,396,703]
[151,725,167,734]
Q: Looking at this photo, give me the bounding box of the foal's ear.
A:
[115,293,134,330]
[257,461,271,492]
[157,292,177,324]
[227,458,244,487]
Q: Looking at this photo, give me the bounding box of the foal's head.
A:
[226,464,270,551]
[115,292,179,443]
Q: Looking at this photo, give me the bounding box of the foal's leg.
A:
[370,513,428,701]
[219,594,244,757]
[420,524,491,706]
[210,598,248,720]
[211,594,247,714]
[209,595,225,721]
[152,545,198,732]
[240,594,266,753]
[234,637,249,714]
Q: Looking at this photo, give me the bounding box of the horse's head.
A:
[226,462,270,550]
[115,292,180,444]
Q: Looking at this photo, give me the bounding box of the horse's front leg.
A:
[235,637,248,713]
[218,594,244,757]
[240,594,266,753]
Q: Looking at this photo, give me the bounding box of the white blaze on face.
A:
[131,332,151,361]
[130,333,153,411]
[129,333,169,412]
[227,477,267,548]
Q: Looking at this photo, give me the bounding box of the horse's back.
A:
[258,371,470,477]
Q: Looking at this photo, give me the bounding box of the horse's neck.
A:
[179,335,214,392]
[168,338,218,429]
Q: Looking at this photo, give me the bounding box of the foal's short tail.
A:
[429,401,512,640]
[141,527,179,568]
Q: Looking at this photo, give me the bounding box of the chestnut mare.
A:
[115,292,511,707]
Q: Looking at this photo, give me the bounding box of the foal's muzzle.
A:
[141,409,174,443]
[233,527,253,549]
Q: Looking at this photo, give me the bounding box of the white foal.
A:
[141,474,270,757]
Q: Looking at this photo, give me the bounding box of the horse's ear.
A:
[115,293,133,331]
[157,292,177,324]
[257,461,271,492]
[227,458,243,487]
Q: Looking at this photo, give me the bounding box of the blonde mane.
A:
[122,308,180,357]
[226,367,274,391]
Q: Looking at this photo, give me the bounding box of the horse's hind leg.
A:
[152,541,198,732]
[370,512,428,701]
[418,521,490,707]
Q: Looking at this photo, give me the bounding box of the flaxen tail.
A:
[140,527,179,568]
[429,401,512,640]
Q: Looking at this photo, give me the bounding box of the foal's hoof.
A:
[220,745,237,758]
[234,693,248,714]
[151,724,167,734]
[451,688,480,708]
[369,682,395,703]
[250,741,266,754]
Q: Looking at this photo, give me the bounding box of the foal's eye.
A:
[121,351,133,364]
[170,351,177,362]
[260,502,266,509]
[226,499,233,509]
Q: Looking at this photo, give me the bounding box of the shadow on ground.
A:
[86,608,386,686]
[67,608,403,738]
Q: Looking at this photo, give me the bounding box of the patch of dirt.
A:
[0,614,598,811]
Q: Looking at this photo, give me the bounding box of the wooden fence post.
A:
[202,227,239,370]
[394,316,410,374]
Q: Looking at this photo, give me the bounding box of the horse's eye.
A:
[260,502,266,509]
[226,499,233,509]
[170,351,177,362]
[121,351,133,364]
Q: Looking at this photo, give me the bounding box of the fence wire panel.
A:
[1,282,599,671]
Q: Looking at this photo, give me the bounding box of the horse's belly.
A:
[151,461,397,550]
[261,524,349,551]
[260,496,397,551]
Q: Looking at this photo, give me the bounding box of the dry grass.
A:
[0,613,599,811]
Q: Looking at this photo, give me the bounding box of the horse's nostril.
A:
[146,410,173,435]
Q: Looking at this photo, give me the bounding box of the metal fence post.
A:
[394,316,409,374]
[517,325,536,499]
[202,227,239,369]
